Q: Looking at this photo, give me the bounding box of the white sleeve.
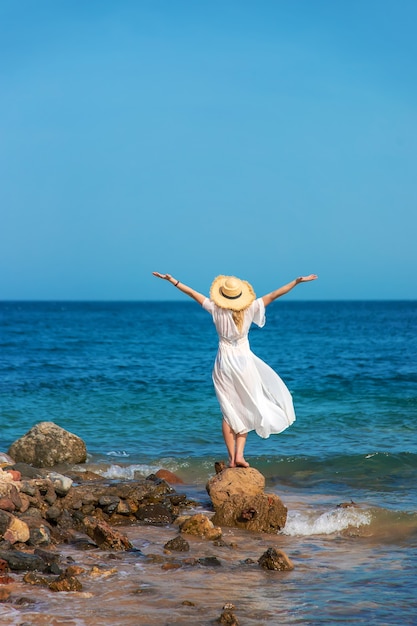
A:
[251,298,266,328]
[202,298,215,315]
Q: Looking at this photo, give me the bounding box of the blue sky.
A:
[1,0,416,300]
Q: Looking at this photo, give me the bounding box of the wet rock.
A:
[65,470,104,482]
[49,574,82,592]
[179,513,222,540]
[0,574,13,584]
[161,562,182,570]
[81,516,133,550]
[23,571,50,587]
[258,547,294,571]
[8,422,87,468]
[0,588,11,601]
[217,609,239,625]
[206,467,265,509]
[135,503,174,525]
[98,495,121,514]
[198,556,222,567]
[155,469,184,484]
[8,463,43,480]
[337,499,358,508]
[0,550,48,572]
[0,558,13,584]
[164,535,190,552]
[214,460,227,474]
[89,565,116,578]
[211,493,287,534]
[34,548,62,573]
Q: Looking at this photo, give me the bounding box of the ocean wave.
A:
[100,463,157,480]
[106,450,130,457]
[282,507,371,536]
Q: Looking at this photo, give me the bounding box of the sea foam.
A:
[282,507,372,536]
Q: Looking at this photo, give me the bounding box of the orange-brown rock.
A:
[211,493,287,534]
[155,469,184,484]
[179,513,222,540]
[258,547,294,571]
[206,467,265,509]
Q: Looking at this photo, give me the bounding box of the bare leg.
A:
[222,420,249,468]
[235,433,249,467]
[222,419,236,467]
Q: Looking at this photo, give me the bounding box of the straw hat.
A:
[210,275,256,311]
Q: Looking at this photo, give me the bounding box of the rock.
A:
[11,464,44,480]
[34,548,62,573]
[179,514,222,540]
[0,550,47,572]
[0,574,13,584]
[0,481,22,511]
[0,559,13,585]
[49,574,82,592]
[206,467,265,509]
[4,515,30,544]
[135,503,174,525]
[45,472,73,495]
[214,461,227,474]
[29,523,52,546]
[161,562,182,571]
[217,610,239,625]
[163,535,190,552]
[198,556,222,567]
[5,470,21,481]
[81,516,133,551]
[23,571,50,587]
[0,453,15,465]
[211,493,287,533]
[0,498,16,512]
[8,422,87,468]
[88,565,116,578]
[0,510,30,544]
[258,547,294,571]
[155,469,184,484]
[0,588,11,601]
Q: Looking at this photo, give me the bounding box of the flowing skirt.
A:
[212,339,296,438]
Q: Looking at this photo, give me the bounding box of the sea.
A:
[0,299,416,625]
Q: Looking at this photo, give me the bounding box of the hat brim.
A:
[210,275,256,311]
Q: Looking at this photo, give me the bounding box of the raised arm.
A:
[262,274,318,307]
[152,272,207,305]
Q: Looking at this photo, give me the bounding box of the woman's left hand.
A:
[297,274,318,283]
[152,272,172,281]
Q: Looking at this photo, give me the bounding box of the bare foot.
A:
[235,458,249,468]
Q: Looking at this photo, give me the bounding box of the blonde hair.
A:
[232,309,245,332]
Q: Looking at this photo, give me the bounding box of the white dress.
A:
[202,297,296,438]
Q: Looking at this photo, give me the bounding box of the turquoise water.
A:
[1,300,417,624]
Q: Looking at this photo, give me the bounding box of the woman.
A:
[152,271,318,467]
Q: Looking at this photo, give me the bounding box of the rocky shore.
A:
[1,422,293,624]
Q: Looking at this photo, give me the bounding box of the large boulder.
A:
[8,422,87,468]
[206,467,265,509]
[206,466,288,534]
[211,492,287,533]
